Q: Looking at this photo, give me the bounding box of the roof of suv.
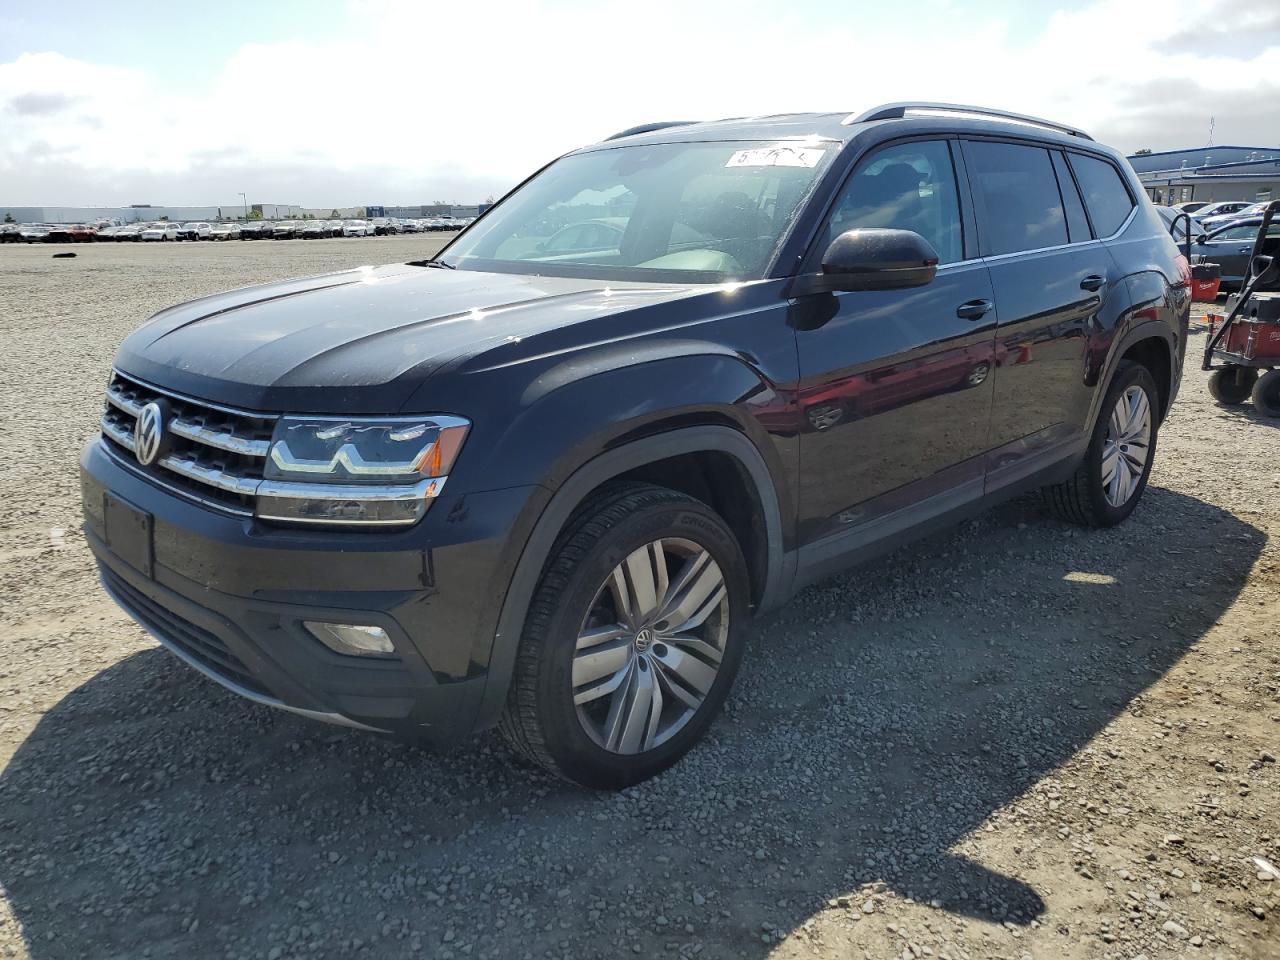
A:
[591,103,1098,152]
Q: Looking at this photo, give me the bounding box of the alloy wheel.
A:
[966,362,991,387]
[572,538,728,754]
[1101,384,1151,507]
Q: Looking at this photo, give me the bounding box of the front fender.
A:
[478,347,792,498]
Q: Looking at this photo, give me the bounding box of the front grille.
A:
[103,567,271,697]
[101,371,276,515]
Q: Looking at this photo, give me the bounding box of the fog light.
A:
[304,621,396,657]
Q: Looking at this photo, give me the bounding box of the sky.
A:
[1,0,1278,207]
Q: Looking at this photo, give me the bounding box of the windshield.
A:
[441,140,837,282]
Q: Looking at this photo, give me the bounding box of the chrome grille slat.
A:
[100,371,276,515]
[156,455,261,496]
[100,413,137,451]
[106,380,270,457]
[100,441,254,517]
[105,387,142,417]
[168,419,270,457]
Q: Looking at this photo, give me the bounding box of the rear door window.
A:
[964,140,1069,256]
[1067,153,1135,237]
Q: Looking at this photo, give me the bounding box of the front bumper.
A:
[80,438,545,740]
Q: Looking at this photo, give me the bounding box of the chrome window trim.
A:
[892,201,1139,276]
[978,204,1138,265]
[934,257,983,273]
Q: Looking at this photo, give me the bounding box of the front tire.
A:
[499,483,750,789]
[1043,362,1159,527]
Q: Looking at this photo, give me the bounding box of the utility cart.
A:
[1203,199,1280,416]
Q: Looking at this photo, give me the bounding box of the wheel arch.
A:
[1120,334,1174,418]
[1091,319,1176,430]
[473,424,791,732]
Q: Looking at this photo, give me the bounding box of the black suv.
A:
[82,103,1189,788]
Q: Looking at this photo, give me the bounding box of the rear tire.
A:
[1252,369,1280,417]
[1043,362,1159,527]
[499,482,750,789]
[1207,365,1258,404]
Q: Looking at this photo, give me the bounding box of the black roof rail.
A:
[844,102,1093,141]
[604,121,698,141]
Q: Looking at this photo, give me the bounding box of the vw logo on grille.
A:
[134,401,168,466]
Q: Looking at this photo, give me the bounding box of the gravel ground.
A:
[0,239,1277,960]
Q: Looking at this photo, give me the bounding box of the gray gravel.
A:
[1,239,1277,960]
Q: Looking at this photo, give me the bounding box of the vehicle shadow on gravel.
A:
[0,488,1265,960]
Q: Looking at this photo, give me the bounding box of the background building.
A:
[297,207,365,219]
[379,203,491,219]
[249,204,304,219]
[1128,146,1280,205]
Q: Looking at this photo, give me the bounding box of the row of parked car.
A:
[1158,199,1279,289]
[0,216,470,244]
[1171,199,1272,231]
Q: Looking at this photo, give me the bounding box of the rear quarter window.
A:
[1068,153,1135,237]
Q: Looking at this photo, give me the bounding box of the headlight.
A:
[257,415,469,527]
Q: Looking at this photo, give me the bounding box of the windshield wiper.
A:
[409,257,455,269]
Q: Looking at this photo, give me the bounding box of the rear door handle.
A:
[1080,274,1107,292]
[956,298,993,320]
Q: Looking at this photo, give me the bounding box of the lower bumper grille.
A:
[103,567,270,698]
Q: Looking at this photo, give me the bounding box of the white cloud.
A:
[1,0,1277,205]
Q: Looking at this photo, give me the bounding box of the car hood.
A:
[114,263,710,413]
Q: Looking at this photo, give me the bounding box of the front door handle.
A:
[1080,274,1107,292]
[956,299,993,320]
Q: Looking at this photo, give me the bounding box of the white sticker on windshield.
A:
[725,145,825,169]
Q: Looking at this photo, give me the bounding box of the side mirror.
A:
[1195,234,1209,244]
[797,228,939,295]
